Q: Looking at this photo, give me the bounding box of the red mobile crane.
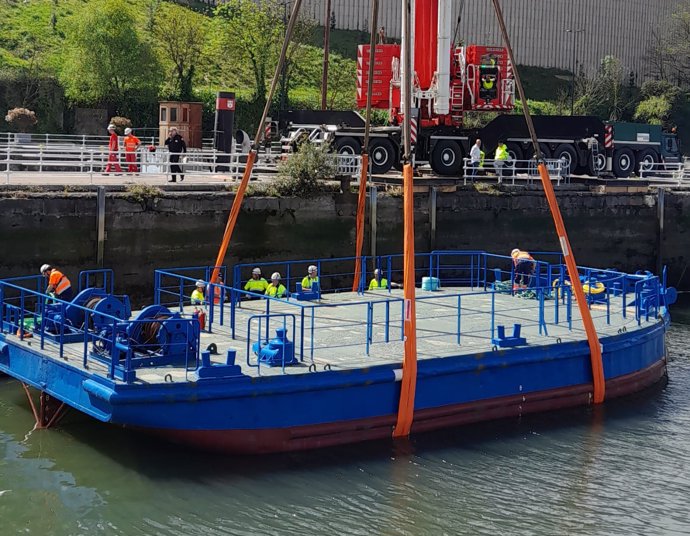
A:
[279,0,681,177]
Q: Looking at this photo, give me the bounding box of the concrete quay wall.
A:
[0,185,687,301]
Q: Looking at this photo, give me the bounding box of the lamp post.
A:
[566,28,585,115]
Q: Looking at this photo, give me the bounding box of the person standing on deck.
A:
[511,249,535,289]
[265,272,287,298]
[165,127,187,182]
[244,268,268,294]
[123,128,141,174]
[301,265,319,291]
[40,264,73,301]
[104,124,123,174]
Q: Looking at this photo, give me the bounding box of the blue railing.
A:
[0,272,201,384]
[0,252,666,384]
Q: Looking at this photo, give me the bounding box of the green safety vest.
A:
[369,278,389,290]
[190,289,205,305]
[301,276,319,289]
[265,283,286,298]
[245,278,268,293]
[495,145,508,161]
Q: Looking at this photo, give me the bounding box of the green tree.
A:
[153,3,207,101]
[574,56,635,120]
[209,0,313,109]
[59,0,162,110]
[634,80,686,127]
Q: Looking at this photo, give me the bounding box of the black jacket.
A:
[165,134,187,154]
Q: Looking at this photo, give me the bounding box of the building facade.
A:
[288,0,680,80]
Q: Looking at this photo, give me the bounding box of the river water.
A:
[1,320,690,535]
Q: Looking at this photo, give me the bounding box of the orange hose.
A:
[537,163,605,403]
[210,151,257,285]
[393,163,418,437]
[352,153,369,292]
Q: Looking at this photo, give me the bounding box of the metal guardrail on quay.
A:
[0,142,362,184]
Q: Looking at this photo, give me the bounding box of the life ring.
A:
[552,278,571,299]
[582,281,605,295]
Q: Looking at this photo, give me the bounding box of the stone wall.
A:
[0,185,687,302]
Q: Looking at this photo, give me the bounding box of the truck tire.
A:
[588,152,606,175]
[553,144,578,172]
[368,138,396,174]
[431,139,463,176]
[335,136,361,172]
[612,148,635,178]
[538,143,551,159]
[506,143,524,169]
[636,149,659,175]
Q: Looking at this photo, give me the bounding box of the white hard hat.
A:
[124,127,132,135]
[271,272,281,280]
[511,248,520,257]
[40,264,51,274]
[195,279,205,287]
[107,124,116,130]
[374,268,381,275]
[308,265,317,273]
[252,267,261,275]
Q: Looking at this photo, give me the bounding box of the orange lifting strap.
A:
[490,0,605,403]
[393,163,418,437]
[352,153,369,292]
[210,150,257,286]
[537,164,605,402]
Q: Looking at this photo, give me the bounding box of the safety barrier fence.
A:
[0,143,362,183]
[462,158,571,185]
[0,254,664,383]
[638,162,690,185]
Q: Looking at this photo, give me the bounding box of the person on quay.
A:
[368,268,401,291]
[301,265,319,291]
[191,279,206,305]
[123,127,141,174]
[494,140,509,182]
[40,264,73,301]
[511,248,535,289]
[469,138,482,178]
[164,127,187,182]
[265,272,287,298]
[104,124,123,174]
[244,267,268,294]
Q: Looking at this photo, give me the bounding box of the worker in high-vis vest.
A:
[511,249,535,289]
[265,272,287,298]
[244,267,268,294]
[40,264,73,301]
[123,127,141,174]
[191,280,206,305]
[494,141,509,182]
[301,265,319,291]
[368,268,401,291]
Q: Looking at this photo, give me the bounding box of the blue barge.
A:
[0,251,675,453]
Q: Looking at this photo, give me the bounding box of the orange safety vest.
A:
[124,135,140,152]
[513,251,534,265]
[48,269,71,295]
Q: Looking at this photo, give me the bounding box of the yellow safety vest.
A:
[244,278,268,293]
[265,284,286,298]
[301,276,319,289]
[368,278,389,290]
[495,144,508,161]
[190,289,205,305]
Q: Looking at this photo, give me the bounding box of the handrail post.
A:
[490,290,496,340]
[456,294,462,344]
